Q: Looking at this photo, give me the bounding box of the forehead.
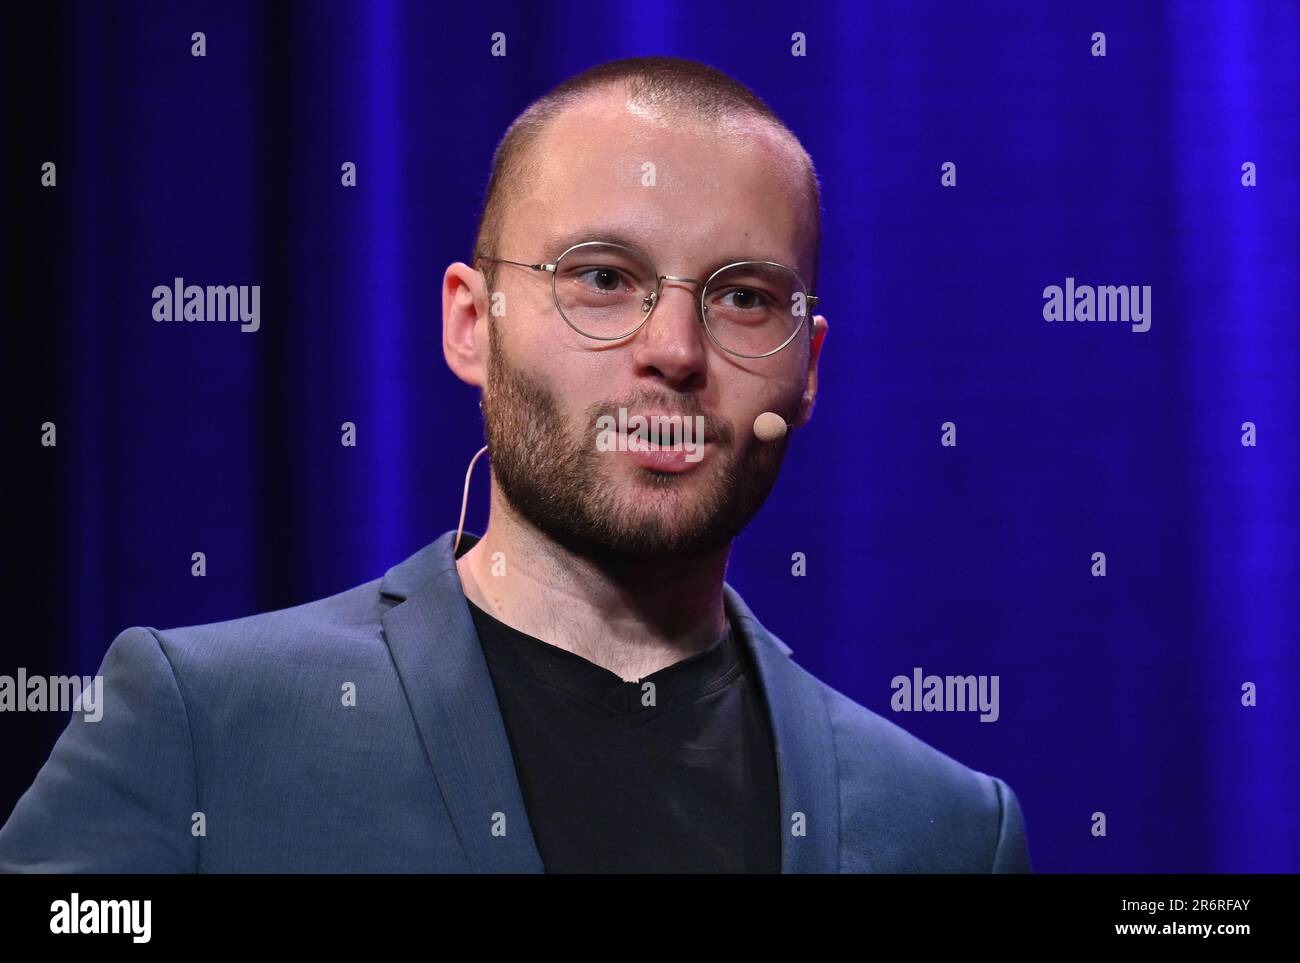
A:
[505,92,815,280]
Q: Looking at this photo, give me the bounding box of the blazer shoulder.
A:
[812,677,1032,872]
[151,574,390,672]
[0,625,199,871]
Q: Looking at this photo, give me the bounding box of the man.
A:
[0,56,1032,873]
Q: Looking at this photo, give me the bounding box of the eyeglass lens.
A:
[552,242,808,356]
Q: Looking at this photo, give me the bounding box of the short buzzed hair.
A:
[471,56,822,296]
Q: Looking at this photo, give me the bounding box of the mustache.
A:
[584,396,735,447]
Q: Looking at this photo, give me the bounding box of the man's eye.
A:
[719,287,770,309]
[578,267,627,292]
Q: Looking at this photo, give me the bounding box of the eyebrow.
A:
[538,226,798,278]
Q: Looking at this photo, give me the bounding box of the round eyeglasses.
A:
[474,240,819,359]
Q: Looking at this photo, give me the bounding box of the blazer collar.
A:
[379,530,839,873]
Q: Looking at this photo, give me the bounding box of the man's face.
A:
[479,92,821,561]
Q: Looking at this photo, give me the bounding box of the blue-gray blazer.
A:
[0,530,1032,873]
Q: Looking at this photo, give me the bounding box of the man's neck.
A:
[455,490,732,683]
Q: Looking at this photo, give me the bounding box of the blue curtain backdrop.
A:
[2,0,1297,872]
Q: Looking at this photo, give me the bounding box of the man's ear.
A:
[443,261,489,389]
[793,314,827,429]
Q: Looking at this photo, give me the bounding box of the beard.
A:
[479,320,791,561]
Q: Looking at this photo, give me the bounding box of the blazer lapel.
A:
[378,529,841,874]
[379,530,544,873]
[724,584,842,873]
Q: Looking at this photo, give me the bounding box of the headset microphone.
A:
[753,411,788,443]
[454,444,490,554]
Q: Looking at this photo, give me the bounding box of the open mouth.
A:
[594,408,711,470]
[617,426,708,472]
[622,431,689,450]
[619,418,702,449]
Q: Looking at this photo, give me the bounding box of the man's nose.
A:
[632,279,710,388]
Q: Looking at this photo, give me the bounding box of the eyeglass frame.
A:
[473,239,820,360]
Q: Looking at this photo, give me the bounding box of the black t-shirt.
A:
[465,595,783,873]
